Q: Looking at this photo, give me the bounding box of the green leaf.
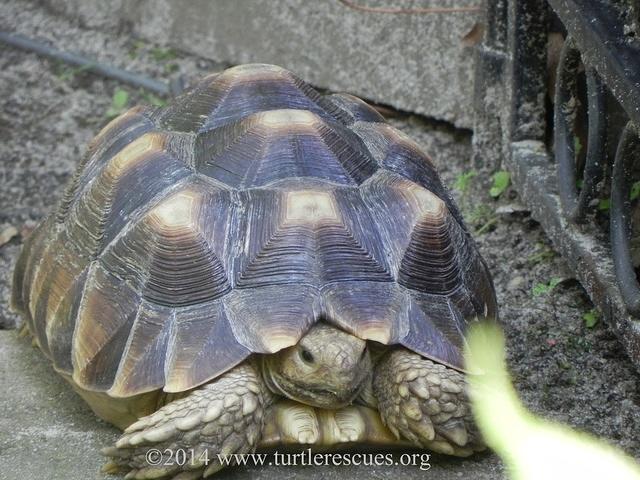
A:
[583,309,599,328]
[631,181,640,201]
[489,171,510,198]
[112,89,129,109]
[532,277,563,297]
[151,47,177,62]
[598,198,611,211]
[532,283,549,296]
[164,62,180,74]
[454,170,477,193]
[548,277,562,289]
[574,136,582,156]
[105,89,129,119]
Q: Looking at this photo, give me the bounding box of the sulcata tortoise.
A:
[11,64,497,479]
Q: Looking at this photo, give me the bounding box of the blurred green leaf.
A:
[598,198,611,212]
[151,47,177,62]
[532,277,562,297]
[105,88,129,119]
[464,322,640,480]
[490,171,510,198]
[454,170,477,194]
[574,136,582,156]
[583,309,599,328]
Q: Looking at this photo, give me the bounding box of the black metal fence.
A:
[474,0,640,367]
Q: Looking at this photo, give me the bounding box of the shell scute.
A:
[194,109,377,188]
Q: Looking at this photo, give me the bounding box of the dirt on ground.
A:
[0,1,639,480]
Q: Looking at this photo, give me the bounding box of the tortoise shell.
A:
[11,64,497,399]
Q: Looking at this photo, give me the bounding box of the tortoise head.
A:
[262,323,371,409]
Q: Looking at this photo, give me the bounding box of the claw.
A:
[115,435,133,449]
[124,469,139,480]
[100,461,121,474]
[125,418,151,433]
[203,460,224,478]
[143,424,178,443]
[176,413,202,432]
[409,418,435,442]
[439,421,469,447]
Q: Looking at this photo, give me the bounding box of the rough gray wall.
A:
[44,0,482,128]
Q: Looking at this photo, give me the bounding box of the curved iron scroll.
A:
[554,37,607,223]
[611,122,640,315]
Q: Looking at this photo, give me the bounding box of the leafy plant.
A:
[466,203,498,235]
[583,308,599,328]
[490,170,510,198]
[56,63,94,82]
[454,170,477,194]
[597,198,610,212]
[532,277,562,297]
[527,242,556,265]
[151,47,177,62]
[105,88,129,119]
[597,184,640,211]
[574,136,583,156]
[164,63,180,74]
[128,39,146,59]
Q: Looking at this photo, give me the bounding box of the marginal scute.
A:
[322,282,407,345]
[11,217,55,326]
[28,230,86,358]
[47,268,89,374]
[399,297,466,370]
[108,302,174,397]
[224,285,320,354]
[164,301,250,393]
[73,263,142,391]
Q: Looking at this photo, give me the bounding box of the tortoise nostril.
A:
[299,347,315,364]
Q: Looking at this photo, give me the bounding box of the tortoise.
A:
[11,63,497,479]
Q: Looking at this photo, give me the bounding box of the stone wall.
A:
[43,0,483,128]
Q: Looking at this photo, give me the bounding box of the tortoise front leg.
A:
[103,362,274,479]
[373,348,484,457]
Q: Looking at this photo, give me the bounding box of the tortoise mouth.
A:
[265,367,369,409]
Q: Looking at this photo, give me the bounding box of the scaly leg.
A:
[103,362,273,479]
[373,348,484,456]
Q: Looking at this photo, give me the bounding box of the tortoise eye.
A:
[299,347,315,364]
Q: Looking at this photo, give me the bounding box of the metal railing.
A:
[474,0,640,367]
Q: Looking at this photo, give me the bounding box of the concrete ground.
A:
[1,1,639,479]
